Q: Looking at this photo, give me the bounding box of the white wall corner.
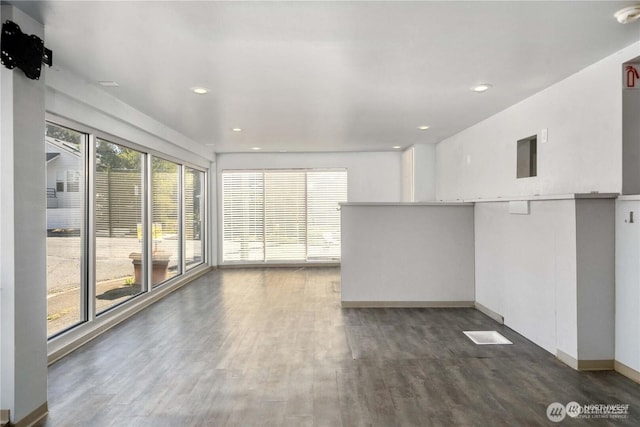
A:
[0,5,48,424]
[401,146,414,202]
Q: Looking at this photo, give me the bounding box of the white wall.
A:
[575,199,615,361]
[436,41,640,201]
[615,198,640,375]
[0,5,48,423]
[401,147,413,202]
[45,144,82,213]
[617,58,640,378]
[474,200,577,355]
[413,144,436,201]
[47,208,82,229]
[623,67,640,194]
[0,4,4,414]
[341,203,475,304]
[475,197,615,363]
[217,152,402,203]
[401,144,436,202]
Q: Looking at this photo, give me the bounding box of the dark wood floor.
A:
[38,267,640,426]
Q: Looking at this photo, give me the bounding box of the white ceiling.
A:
[11,1,640,153]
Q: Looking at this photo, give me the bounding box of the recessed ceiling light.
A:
[614,5,640,24]
[232,128,242,132]
[472,83,492,93]
[418,125,430,130]
[392,145,402,149]
[252,147,261,150]
[192,87,209,94]
[98,81,119,87]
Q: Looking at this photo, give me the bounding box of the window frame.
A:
[45,121,89,338]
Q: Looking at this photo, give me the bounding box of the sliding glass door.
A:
[221,169,347,264]
[265,171,306,261]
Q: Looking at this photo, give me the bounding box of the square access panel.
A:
[463,330,513,345]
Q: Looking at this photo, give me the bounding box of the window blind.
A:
[222,169,347,263]
[265,171,306,261]
[306,171,347,260]
[222,172,265,262]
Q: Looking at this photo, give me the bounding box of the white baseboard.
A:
[474,302,504,324]
[13,402,48,427]
[341,300,475,308]
[556,350,614,371]
[615,360,640,384]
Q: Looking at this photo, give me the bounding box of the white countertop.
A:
[341,193,619,206]
[617,194,640,201]
[458,193,618,202]
[341,202,474,207]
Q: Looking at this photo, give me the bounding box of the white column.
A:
[412,144,436,202]
[0,5,48,425]
[209,159,218,266]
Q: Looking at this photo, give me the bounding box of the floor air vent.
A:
[463,331,512,345]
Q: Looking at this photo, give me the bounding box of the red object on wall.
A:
[626,65,640,88]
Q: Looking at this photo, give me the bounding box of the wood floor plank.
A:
[36,267,640,426]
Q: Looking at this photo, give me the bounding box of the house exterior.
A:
[45,137,83,230]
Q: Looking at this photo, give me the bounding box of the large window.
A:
[45,119,207,338]
[185,167,205,270]
[222,169,347,263]
[45,123,86,336]
[151,157,181,286]
[95,139,145,313]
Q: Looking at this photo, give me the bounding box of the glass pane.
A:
[222,172,264,262]
[185,167,204,270]
[152,157,180,286]
[306,170,347,260]
[95,139,145,313]
[46,123,86,337]
[264,171,306,261]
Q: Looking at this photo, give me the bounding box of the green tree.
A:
[46,123,81,148]
[96,139,141,171]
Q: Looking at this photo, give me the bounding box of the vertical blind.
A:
[222,169,347,263]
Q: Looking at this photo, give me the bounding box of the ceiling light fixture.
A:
[232,128,242,132]
[98,81,119,87]
[251,147,261,150]
[614,5,640,24]
[393,145,402,149]
[472,83,492,93]
[192,87,209,94]
[418,125,430,130]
